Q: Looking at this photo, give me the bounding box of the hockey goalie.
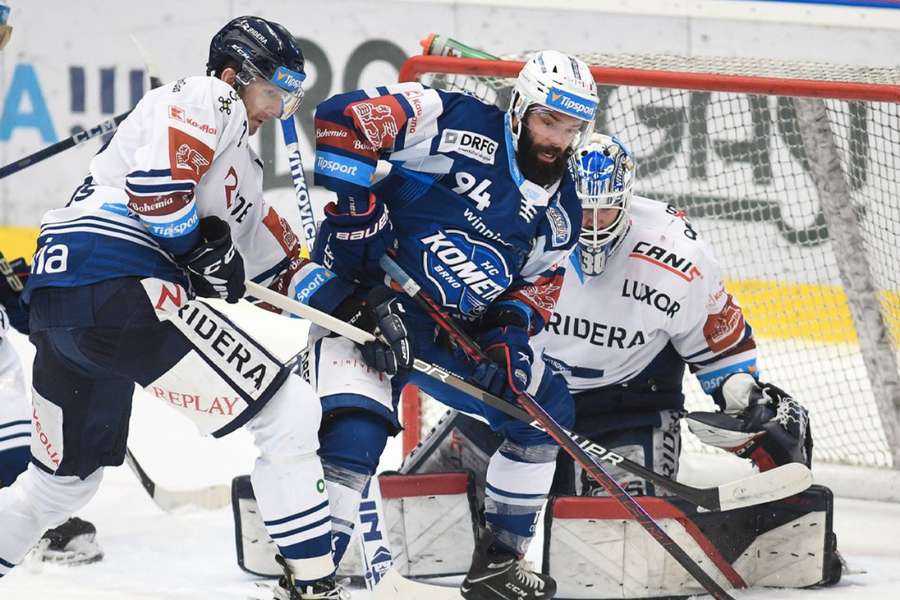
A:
[392,133,842,598]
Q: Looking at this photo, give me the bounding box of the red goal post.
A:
[399,55,900,103]
[395,51,900,477]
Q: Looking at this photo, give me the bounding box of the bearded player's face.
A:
[518,108,581,186]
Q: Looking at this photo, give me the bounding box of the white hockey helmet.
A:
[570,132,635,276]
[509,50,599,151]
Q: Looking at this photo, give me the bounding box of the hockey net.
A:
[397,52,900,471]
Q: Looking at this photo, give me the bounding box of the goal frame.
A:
[395,53,900,475]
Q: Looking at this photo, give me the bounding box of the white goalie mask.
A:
[570,133,635,276]
[508,50,599,152]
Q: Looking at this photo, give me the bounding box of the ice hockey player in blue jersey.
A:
[0,17,388,600]
[399,134,832,596]
[308,51,599,600]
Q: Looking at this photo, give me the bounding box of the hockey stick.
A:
[246,279,811,513]
[279,116,317,254]
[250,281,744,598]
[378,256,739,599]
[0,113,132,179]
[262,120,412,592]
[124,448,230,511]
[0,44,163,180]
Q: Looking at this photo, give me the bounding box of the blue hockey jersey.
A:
[314,82,581,332]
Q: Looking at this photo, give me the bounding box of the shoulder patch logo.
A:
[168,128,213,182]
[545,201,571,248]
[438,129,498,165]
[349,98,404,148]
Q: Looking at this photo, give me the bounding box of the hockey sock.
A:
[251,453,334,584]
[319,411,389,566]
[245,375,334,584]
[484,442,558,555]
[322,461,368,567]
[0,464,102,576]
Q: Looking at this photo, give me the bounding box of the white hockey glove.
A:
[686,372,813,471]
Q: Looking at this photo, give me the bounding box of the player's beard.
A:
[516,125,571,187]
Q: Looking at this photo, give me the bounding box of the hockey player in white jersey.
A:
[0,17,394,600]
[537,133,812,497]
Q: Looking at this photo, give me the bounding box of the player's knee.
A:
[247,374,322,459]
[505,372,574,446]
[319,410,390,476]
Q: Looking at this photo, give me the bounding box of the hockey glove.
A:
[686,372,813,471]
[175,216,246,304]
[312,194,395,287]
[0,253,29,334]
[333,286,414,376]
[470,326,533,402]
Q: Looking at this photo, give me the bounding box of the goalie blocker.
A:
[387,409,840,597]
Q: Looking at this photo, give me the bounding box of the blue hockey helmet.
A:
[207,16,306,119]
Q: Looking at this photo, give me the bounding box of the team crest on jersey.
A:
[545,200,571,248]
[350,98,404,148]
[438,129,497,165]
[418,228,512,316]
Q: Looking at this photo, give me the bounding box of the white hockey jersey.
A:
[532,196,757,399]
[25,76,305,301]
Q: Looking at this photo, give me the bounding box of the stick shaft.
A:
[279,117,317,253]
[378,255,738,599]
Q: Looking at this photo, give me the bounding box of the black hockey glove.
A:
[0,252,30,334]
[686,372,813,471]
[333,285,414,376]
[175,216,246,303]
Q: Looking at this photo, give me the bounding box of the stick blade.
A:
[717,462,813,511]
[374,569,464,600]
[151,484,231,512]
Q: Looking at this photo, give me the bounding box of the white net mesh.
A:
[405,52,900,469]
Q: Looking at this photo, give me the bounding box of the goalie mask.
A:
[207,16,306,120]
[570,133,635,276]
[508,50,599,155]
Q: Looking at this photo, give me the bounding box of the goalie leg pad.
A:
[552,409,683,498]
[542,485,838,598]
[380,471,479,579]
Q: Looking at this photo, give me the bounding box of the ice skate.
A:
[460,531,555,600]
[38,517,104,566]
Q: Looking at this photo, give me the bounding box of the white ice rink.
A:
[2,304,900,600]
